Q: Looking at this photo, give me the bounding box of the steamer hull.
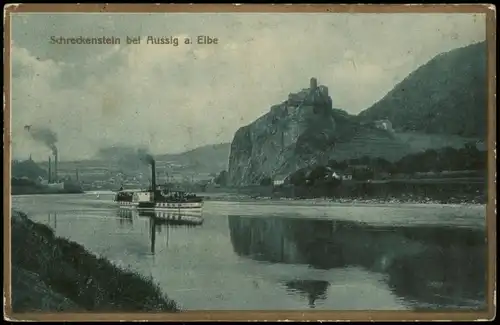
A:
[137,201,203,211]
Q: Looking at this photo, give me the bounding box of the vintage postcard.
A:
[3,3,496,322]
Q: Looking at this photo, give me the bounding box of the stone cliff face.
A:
[228,78,410,186]
[228,79,335,186]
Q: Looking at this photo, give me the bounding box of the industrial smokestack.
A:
[48,156,51,183]
[54,151,58,183]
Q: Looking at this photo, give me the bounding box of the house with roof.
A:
[273,174,290,186]
[330,170,352,181]
[324,166,351,181]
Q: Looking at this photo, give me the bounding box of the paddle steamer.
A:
[113,159,204,223]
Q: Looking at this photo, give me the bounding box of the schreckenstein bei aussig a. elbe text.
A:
[49,35,219,46]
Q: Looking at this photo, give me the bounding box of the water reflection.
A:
[47,212,57,229]
[117,209,202,255]
[228,215,487,311]
[116,209,133,227]
[284,280,330,309]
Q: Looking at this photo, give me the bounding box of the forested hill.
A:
[357,41,487,138]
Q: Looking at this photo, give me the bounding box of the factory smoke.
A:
[97,145,155,165]
[24,125,58,155]
[137,148,155,165]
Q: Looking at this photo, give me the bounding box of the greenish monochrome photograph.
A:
[4,4,495,322]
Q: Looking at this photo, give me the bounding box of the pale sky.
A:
[10,12,486,161]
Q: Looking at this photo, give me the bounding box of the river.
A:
[11,192,488,311]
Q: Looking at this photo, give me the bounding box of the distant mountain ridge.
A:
[42,143,231,179]
[156,143,231,172]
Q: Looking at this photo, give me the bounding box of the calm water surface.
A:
[12,192,487,311]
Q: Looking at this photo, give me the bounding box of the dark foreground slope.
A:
[10,210,179,313]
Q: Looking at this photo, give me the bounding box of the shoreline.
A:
[11,189,84,196]
[11,189,486,207]
[10,209,179,313]
[11,192,85,197]
[202,193,487,206]
[201,181,487,206]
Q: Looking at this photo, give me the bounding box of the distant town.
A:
[11,155,224,194]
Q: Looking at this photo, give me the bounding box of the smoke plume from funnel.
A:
[137,148,156,195]
[25,125,58,155]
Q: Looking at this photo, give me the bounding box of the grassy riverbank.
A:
[10,210,179,313]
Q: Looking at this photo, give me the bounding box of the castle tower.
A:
[310,77,318,90]
[319,85,329,97]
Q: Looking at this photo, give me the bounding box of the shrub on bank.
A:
[11,211,179,312]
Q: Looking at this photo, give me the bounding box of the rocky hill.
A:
[228,78,412,186]
[357,41,487,138]
[228,41,487,186]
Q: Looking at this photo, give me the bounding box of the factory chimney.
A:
[48,156,52,183]
[54,151,58,183]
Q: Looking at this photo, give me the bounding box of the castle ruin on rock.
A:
[228,77,337,186]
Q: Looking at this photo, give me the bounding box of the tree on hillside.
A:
[371,157,392,173]
[290,169,307,186]
[260,176,272,186]
[328,160,348,171]
[214,170,228,186]
[308,165,328,185]
[351,166,374,181]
